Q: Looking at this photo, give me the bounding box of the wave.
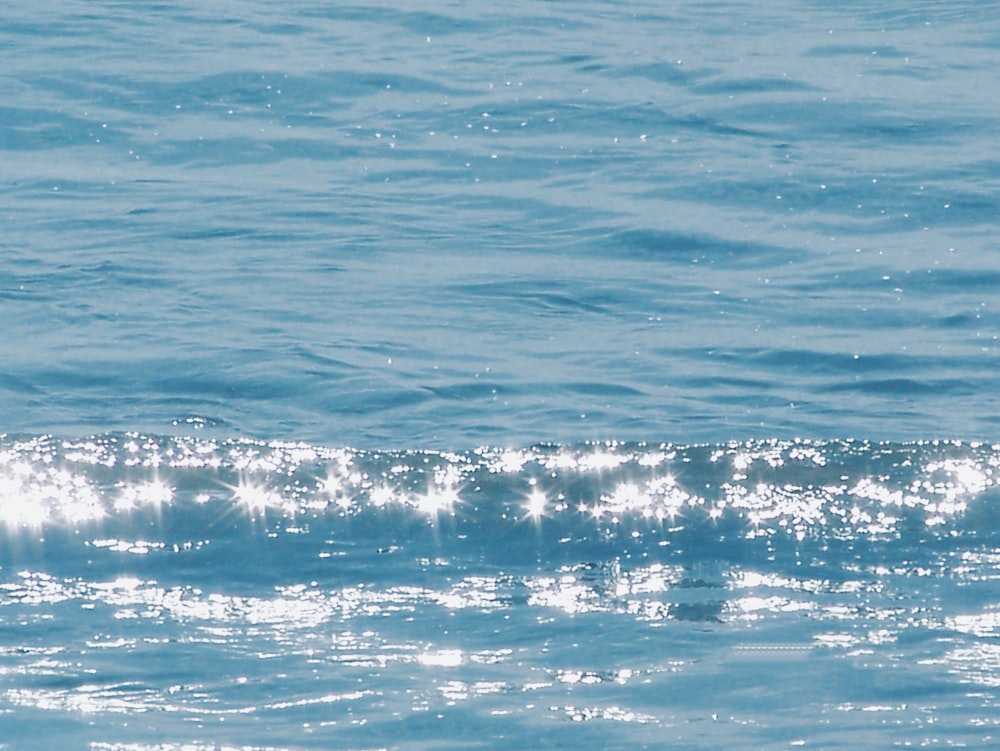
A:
[2,434,996,568]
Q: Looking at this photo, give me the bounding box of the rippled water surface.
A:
[4,0,999,446]
[2,0,999,748]
[2,435,1000,749]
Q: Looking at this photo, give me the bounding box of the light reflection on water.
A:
[0,435,995,539]
[2,554,996,728]
[0,435,998,746]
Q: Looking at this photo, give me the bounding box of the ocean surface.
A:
[2,1,999,748]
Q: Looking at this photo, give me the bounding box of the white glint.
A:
[849,477,906,507]
[496,449,530,473]
[437,679,506,701]
[415,483,461,517]
[922,458,988,507]
[948,611,1000,638]
[59,477,106,525]
[317,469,362,511]
[369,485,395,508]
[648,474,692,521]
[91,538,166,555]
[615,563,673,596]
[0,472,49,530]
[418,649,463,667]
[941,643,1000,688]
[112,492,135,513]
[735,595,812,616]
[526,574,597,615]
[545,450,580,471]
[114,480,173,513]
[412,464,465,518]
[334,492,354,512]
[233,480,282,518]
[605,482,654,515]
[525,489,547,521]
[433,463,463,489]
[637,451,673,467]
[578,450,629,472]
[319,471,343,498]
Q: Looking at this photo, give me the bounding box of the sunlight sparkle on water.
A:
[0,461,109,528]
[495,449,531,473]
[0,470,49,530]
[414,484,461,517]
[113,480,173,512]
[413,464,465,517]
[369,485,395,507]
[525,488,548,520]
[233,479,285,518]
[319,467,364,511]
[418,649,464,667]
[578,449,630,472]
[57,472,105,524]
[526,573,598,615]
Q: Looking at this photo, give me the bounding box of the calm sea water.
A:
[2,1,999,749]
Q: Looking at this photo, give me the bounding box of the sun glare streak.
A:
[414,483,462,518]
[525,488,548,521]
[232,478,284,519]
[409,461,469,519]
[318,469,363,512]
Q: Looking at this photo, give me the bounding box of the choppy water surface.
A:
[2,435,1000,749]
[2,0,1000,748]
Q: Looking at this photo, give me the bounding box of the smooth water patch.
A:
[3,0,999,447]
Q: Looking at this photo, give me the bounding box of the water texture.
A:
[1,435,999,749]
[3,0,999,446]
[2,0,1000,748]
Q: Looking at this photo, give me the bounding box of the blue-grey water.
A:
[2,1,999,749]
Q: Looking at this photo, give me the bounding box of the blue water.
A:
[2,1,999,748]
